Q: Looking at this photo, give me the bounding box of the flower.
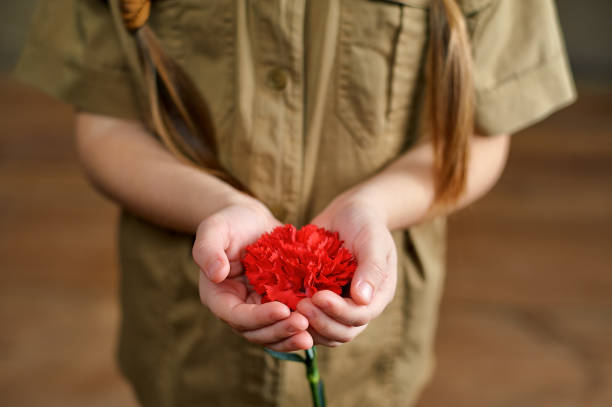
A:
[242,224,358,310]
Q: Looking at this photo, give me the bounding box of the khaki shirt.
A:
[15,1,575,406]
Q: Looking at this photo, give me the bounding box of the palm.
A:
[211,275,262,305]
[194,204,282,282]
[195,203,312,351]
[313,202,396,272]
[289,200,399,347]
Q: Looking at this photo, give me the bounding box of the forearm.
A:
[337,133,511,230]
[75,112,262,233]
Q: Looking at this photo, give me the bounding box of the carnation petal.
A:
[243,224,358,310]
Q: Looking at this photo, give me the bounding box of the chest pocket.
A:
[335,0,429,146]
[335,0,493,147]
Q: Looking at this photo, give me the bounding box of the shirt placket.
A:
[250,0,306,225]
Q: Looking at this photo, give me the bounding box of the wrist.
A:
[328,188,389,229]
[336,174,432,231]
[224,190,275,221]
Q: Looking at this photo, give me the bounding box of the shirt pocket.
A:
[335,0,494,147]
[335,0,428,147]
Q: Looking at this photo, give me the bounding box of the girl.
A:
[15,0,575,405]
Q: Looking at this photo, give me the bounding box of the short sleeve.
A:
[13,0,142,120]
[470,0,577,135]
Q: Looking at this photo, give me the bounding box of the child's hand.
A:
[297,198,397,347]
[193,203,313,351]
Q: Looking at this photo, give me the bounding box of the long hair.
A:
[426,0,475,206]
[117,0,250,193]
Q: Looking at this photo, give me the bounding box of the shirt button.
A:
[267,68,288,91]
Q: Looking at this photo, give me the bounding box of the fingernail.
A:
[287,325,297,334]
[358,282,373,303]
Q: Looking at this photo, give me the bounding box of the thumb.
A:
[192,215,231,283]
[350,243,393,306]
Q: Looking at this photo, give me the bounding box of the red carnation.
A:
[242,224,358,310]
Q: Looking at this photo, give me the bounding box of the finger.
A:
[308,328,343,348]
[246,290,263,304]
[297,299,365,344]
[242,312,309,345]
[228,260,244,278]
[193,215,231,283]
[265,331,313,352]
[225,302,291,332]
[351,231,395,305]
[200,274,290,330]
[310,290,372,327]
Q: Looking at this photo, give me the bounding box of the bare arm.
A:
[304,133,511,346]
[75,112,263,233]
[321,133,511,231]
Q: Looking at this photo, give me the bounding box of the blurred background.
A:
[1,1,610,406]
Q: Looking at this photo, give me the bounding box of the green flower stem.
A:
[264,346,326,407]
[305,347,326,407]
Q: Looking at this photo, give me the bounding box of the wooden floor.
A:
[1,76,611,407]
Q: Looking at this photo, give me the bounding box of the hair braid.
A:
[426,0,475,206]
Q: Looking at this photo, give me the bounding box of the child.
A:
[15,0,575,405]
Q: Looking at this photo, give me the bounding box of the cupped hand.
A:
[193,203,313,351]
[297,198,397,347]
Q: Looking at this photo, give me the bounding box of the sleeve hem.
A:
[12,42,143,121]
[475,52,577,136]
